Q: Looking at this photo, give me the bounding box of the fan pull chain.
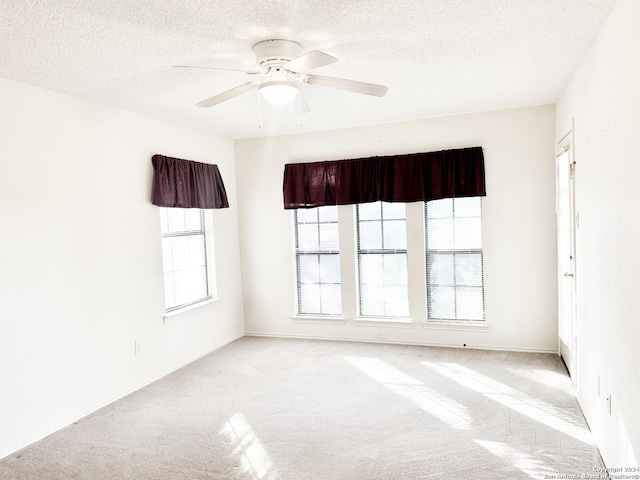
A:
[297,90,303,127]
[258,89,263,128]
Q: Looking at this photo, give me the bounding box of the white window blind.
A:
[294,206,341,315]
[425,197,484,321]
[357,201,409,317]
[160,208,211,311]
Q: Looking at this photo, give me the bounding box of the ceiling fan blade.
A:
[306,74,388,97]
[283,51,338,73]
[173,65,260,75]
[195,82,257,108]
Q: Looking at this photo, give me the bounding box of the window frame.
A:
[356,201,410,319]
[292,206,342,317]
[425,197,485,323]
[160,207,216,314]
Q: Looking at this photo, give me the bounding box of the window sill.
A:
[292,315,347,325]
[163,297,220,324]
[355,318,414,328]
[422,320,489,332]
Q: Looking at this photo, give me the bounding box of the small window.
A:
[425,197,484,321]
[357,201,409,318]
[160,207,212,312]
[293,206,341,315]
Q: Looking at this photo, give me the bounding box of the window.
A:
[160,207,212,311]
[357,201,409,317]
[425,197,484,321]
[293,206,341,315]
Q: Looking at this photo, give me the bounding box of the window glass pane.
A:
[174,266,207,306]
[360,255,384,285]
[184,209,202,231]
[296,208,318,223]
[385,285,409,317]
[161,238,174,272]
[427,253,454,285]
[318,206,338,222]
[382,254,407,285]
[358,202,409,318]
[298,255,320,284]
[320,284,341,315]
[171,236,191,270]
[319,223,339,250]
[454,217,482,249]
[191,267,208,299]
[166,208,186,232]
[359,221,382,250]
[427,218,454,250]
[454,197,481,218]
[429,286,455,318]
[297,224,319,250]
[358,202,381,221]
[360,285,384,316]
[426,198,453,219]
[425,197,484,321]
[382,202,405,220]
[160,207,211,311]
[456,287,484,320]
[319,254,340,284]
[454,254,483,286]
[294,206,341,316]
[300,284,321,314]
[359,253,408,317]
[382,219,406,250]
[188,235,206,266]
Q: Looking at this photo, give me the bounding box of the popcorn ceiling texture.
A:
[0,0,617,138]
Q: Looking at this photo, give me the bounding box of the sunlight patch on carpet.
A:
[475,439,558,479]
[507,368,574,394]
[423,361,594,444]
[220,412,278,480]
[345,356,473,430]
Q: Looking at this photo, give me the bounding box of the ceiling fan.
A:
[174,39,388,108]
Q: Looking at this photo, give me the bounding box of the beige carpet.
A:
[0,337,604,479]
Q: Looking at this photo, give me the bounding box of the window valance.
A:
[151,154,229,209]
[282,146,485,209]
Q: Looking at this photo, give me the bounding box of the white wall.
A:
[0,77,244,458]
[556,0,640,467]
[235,105,557,352]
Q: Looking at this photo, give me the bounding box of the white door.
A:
[556,136,577,383]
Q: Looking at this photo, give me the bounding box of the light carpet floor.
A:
[0,337,604,479]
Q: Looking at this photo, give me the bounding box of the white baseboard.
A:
[243,331,558,354]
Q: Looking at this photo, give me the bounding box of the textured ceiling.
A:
[0,0,617,139]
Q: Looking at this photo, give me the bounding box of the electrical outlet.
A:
[375,332,386,340]
[134,341,143,356]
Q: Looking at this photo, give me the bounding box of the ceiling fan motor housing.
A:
[253,39,302,69]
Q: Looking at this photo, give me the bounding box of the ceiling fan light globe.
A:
[260,81,298,105]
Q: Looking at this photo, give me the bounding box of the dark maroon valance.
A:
[283,146,485,209]
[152,154,229,209]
